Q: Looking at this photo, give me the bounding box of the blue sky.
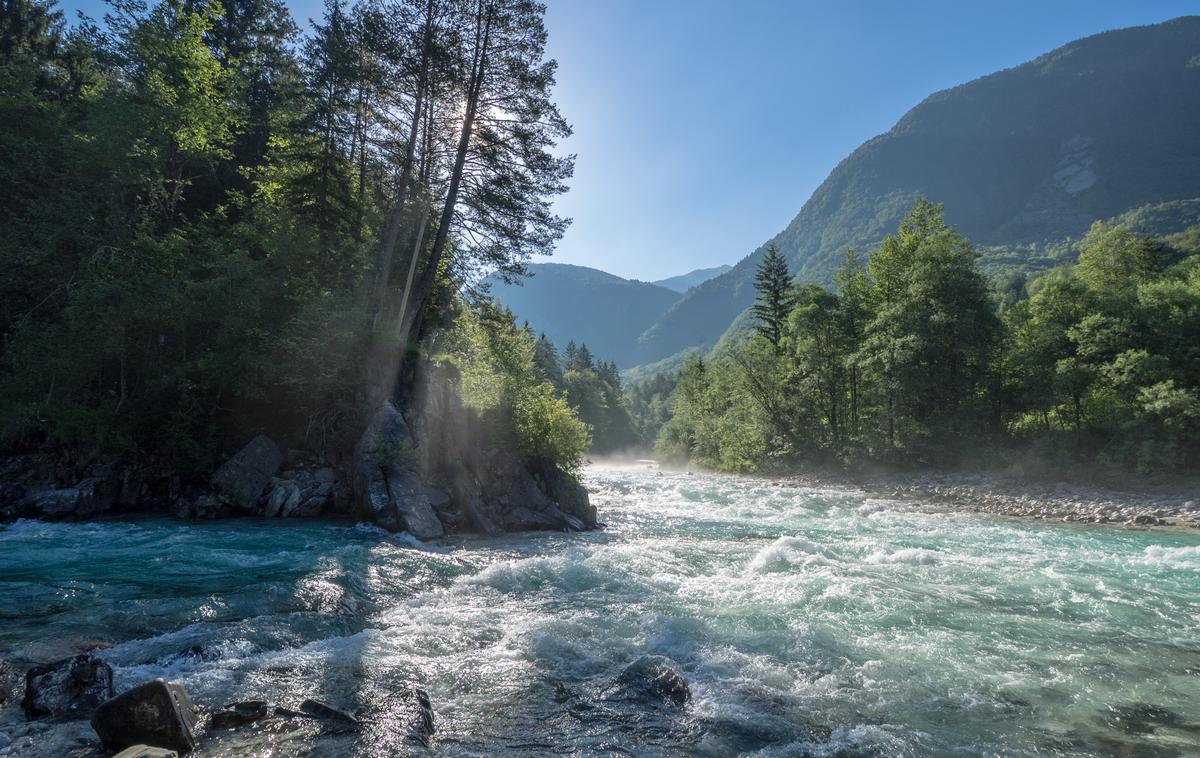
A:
[58,0,1199,281]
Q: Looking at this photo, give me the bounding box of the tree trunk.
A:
[369,0,436,323]
[395,0,493,363]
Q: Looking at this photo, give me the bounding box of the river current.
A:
[2,463,1200,756]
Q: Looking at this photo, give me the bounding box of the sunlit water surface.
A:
[2,463,1200,756]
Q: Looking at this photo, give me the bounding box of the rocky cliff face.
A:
[353,362,595,538]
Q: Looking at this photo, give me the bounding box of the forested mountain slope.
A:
[488,263,681,368]
[634,16,1200,366]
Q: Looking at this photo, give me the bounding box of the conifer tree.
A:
[751,242,795,352]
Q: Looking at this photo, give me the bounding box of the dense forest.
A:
[0,0,598,477]
[649,200,1200,474]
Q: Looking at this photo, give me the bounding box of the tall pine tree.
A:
[751,242,795,352]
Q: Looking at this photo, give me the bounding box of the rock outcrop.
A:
[22,655,115,720]
[91,679,199,754]
[210,435,283,510]
[352,402,445,539]
[0,456,143,522]
[351,362,594,539]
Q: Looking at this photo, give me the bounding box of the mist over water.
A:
[3,463,1200,756]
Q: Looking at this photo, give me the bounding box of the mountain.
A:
[633,16,1200,367]
[652,264,733,293]
[488,263,681,367]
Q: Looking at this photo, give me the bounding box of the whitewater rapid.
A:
[2,463,1200,756]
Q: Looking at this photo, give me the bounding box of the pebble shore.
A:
[780,472,1200,530]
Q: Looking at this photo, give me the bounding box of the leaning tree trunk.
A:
[369,0,437,325]
[391,0,493,402]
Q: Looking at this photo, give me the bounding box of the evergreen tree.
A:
[532,333,563,388]
[751,242,795,352]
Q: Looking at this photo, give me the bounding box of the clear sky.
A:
[57,0,1200,281]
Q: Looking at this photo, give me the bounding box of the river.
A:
[2,463,1199,756]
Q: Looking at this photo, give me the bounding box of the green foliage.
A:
[633,18,1200,366]
[439,301,590,473]
[0,0,577,480]
[529,333,641,454]
[655,201,1200,474]
[751,242,795,351]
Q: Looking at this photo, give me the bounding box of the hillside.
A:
[488,263,681,367]
[652,264,732,293]
[633,16,1200,366]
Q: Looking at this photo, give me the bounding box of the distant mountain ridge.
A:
[632,16,1200,367]
[652,264,732,293]
[488,263,681,368]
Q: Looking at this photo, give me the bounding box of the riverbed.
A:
[2,463,1199,756]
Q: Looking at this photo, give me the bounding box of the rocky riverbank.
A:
[777,470,1200,530]
[0,363,594,539]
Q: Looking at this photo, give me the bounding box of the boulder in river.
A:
[613,655,692,707]
[299,698,359,724]
[211,435,283,510]
[112,747,180,758]
[355,686,435,747]
[22,654,114,720]
[210,700,268,729]
[91,679,199,754]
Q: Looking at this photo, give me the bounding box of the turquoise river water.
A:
[2,463,1200,756]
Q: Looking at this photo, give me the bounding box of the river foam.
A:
[2,464,1200,756]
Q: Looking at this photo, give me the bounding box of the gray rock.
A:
[112,746,179,758]
[546,473,595,529]
[264,479,300,518]
[211,436,283,510]
[358,687,435,747]
[91,679,198,754]
[24,488,83,518]
[286,493,327,518]
[0,659,22,706]
[353,403,444,539]
[22,654,115,720]
[299,698,359,725]
[210,700,268,729]
[386,472,445,540]
[615,655,692,707]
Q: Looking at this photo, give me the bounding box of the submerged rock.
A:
[112,747,179,758]
[210,700,268,729]
[211,435,283,510]
[299,698,358,723]
[354,686,435,748]
[1101,702,1182,735]
[91,679,199,754]
[613,655,692,707]
[22,655,115,720]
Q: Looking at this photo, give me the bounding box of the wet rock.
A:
[353,403,444,539]
[0,658,23,705]
[263,479,300,518]
[1101,702,1181,735]
[299,698,359,725]
[614,655,691,707]
[112,746,179,758]
[359,687,435,747]
[210,700,268,729]
[91,679,198,754]
[211,435,283,510]
[269,467,342,518]
[22,655,114,720]
[23,487,84,518]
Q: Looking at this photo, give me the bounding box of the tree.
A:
[751,242,795,352]
[396,0,572,377]
[1076,221,1161,291]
